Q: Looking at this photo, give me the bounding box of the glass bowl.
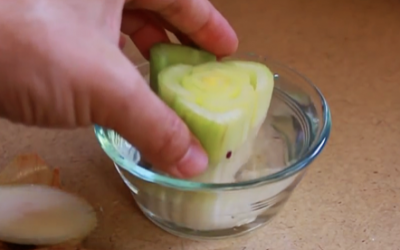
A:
[94,53,331,240]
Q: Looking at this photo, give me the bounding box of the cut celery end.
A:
[134,168,300,231]
[157,61,274,168]
[174,99,251,164]
[149,43,217,93]
[158,63,256,163]
[223,60,275,129]
[190,128,257,184]
[146,48,280,230]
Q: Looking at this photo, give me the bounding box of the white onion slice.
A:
[0,184,97,245]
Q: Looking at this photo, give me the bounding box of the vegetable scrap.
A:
[135,43,275,231]
[0,154,61,188]
[0,154,97,249]
[151,43,274,184]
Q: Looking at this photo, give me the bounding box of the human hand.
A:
[0,0,238,178]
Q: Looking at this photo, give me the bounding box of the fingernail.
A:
[174,138,208,178]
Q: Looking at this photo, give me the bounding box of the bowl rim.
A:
[94,53,332,191]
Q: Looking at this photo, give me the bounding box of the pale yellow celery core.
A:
[142,61,278,231]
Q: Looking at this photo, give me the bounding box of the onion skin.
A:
[0,154,61,188]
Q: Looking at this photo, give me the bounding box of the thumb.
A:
[87,42,208,178]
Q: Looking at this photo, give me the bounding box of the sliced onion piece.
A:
[0,185,97,245]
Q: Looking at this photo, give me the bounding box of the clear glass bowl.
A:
[94,53,331,240]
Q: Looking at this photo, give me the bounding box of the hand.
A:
[0,0,238,178]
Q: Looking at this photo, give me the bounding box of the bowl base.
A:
[137,202,281,241]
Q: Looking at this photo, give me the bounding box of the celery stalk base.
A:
[118,126,301,232]
[124,171,300,233]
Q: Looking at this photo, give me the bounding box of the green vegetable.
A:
[149,43,217,93]
[143,43,277,230]
[154,51,274,183]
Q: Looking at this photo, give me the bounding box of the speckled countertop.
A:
[0,0,399,249]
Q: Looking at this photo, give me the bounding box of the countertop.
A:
[0,0,399,249]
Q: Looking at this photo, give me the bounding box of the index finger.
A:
[127,0,238,56]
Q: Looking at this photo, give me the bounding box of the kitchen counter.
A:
[0,0,399,249]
